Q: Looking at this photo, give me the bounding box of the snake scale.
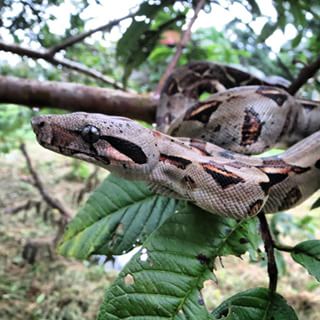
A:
[31,62,320,219]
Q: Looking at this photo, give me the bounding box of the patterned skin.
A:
[157,63,320,154]
[31,112,320,219]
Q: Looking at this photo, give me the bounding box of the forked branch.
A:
[20,143,71,222]
[155,0,207,96]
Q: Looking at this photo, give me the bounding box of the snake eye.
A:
[81,125,100,143]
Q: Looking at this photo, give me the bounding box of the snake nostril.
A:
[31,117,46,130]
[38,121,45,128]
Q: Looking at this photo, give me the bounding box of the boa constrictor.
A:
[31,115,320,219]
[157,62,320,154]
[31,62,320,219]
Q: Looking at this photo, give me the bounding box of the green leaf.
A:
[311,198,320,210]
[288,0,306,27]
[217,217,260,257]
[116,0,181,85]
[258,22,277,42]
[291,240,320,281]
[270,212,294,241]
[98,204,259,319]
[247,0,261,16]
[212,288,298,320]
[274,1,286,31]
[275,250,287,277]
[291,32,302,48]
[58,174,180,259]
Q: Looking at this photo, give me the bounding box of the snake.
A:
[31,62,320,219]
[157,62,320,154]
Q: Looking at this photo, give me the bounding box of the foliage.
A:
[59,174,180,258]
[291,240,320,282]
[63,174,259,319]
[0,105,34,153]
[58,174,320,319]
[1,0,320,319]
[311,198,320,210]
[116,0,187,86]
[212,288,298,320]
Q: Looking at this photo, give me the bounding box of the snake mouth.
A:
[38,141,111,166]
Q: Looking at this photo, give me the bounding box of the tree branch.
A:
[47,13,135,55]
[288,54,320,95]
[20,143,72,223]
[155,0,207,96]
[0,41,124,90]
[0,76,157,122]
[258,211,278,293]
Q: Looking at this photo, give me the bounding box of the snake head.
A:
[31,112,160,177]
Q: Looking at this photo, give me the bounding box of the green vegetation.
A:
[1,0,320,319]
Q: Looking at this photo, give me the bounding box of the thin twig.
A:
[258,211,278,293]
[47,13,135,55]
[4,200,40,215]
[76,167,100,204]
[0,41,124,90]
[20,143,71,223]
[155,0,207,96]
[288,54,320,95]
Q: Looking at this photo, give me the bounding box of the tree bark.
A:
[0,76,157,122]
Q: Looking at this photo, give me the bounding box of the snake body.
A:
[31,112,320,219]
[157,62,290,133]
[157,62,320,154]
[31,62,320,219]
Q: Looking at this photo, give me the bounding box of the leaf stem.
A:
[258,211,278,293]
[273,242,294,253]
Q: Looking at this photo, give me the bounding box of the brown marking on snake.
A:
[48,125,78,147]
[153,131,162,138]
[300,101,319,111]
[256,86,288,106]
[277,108,292,141]
[249,199,264,216]
[258,159,310,193]
[261,159,310,174]
[100,136,147,164]
[229,161,251,169]
[259,173,288,194]
[288,112,299,136]
[189,139,211,156]
[202,162,245,189]
[159,154,192,169]
[219,150,235,159]
[279,187,302,210]
[182,175,196,189]
[184,100,222,124]
[185,79,220,98]
[164,77,179,94]
[240,108,262,146]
